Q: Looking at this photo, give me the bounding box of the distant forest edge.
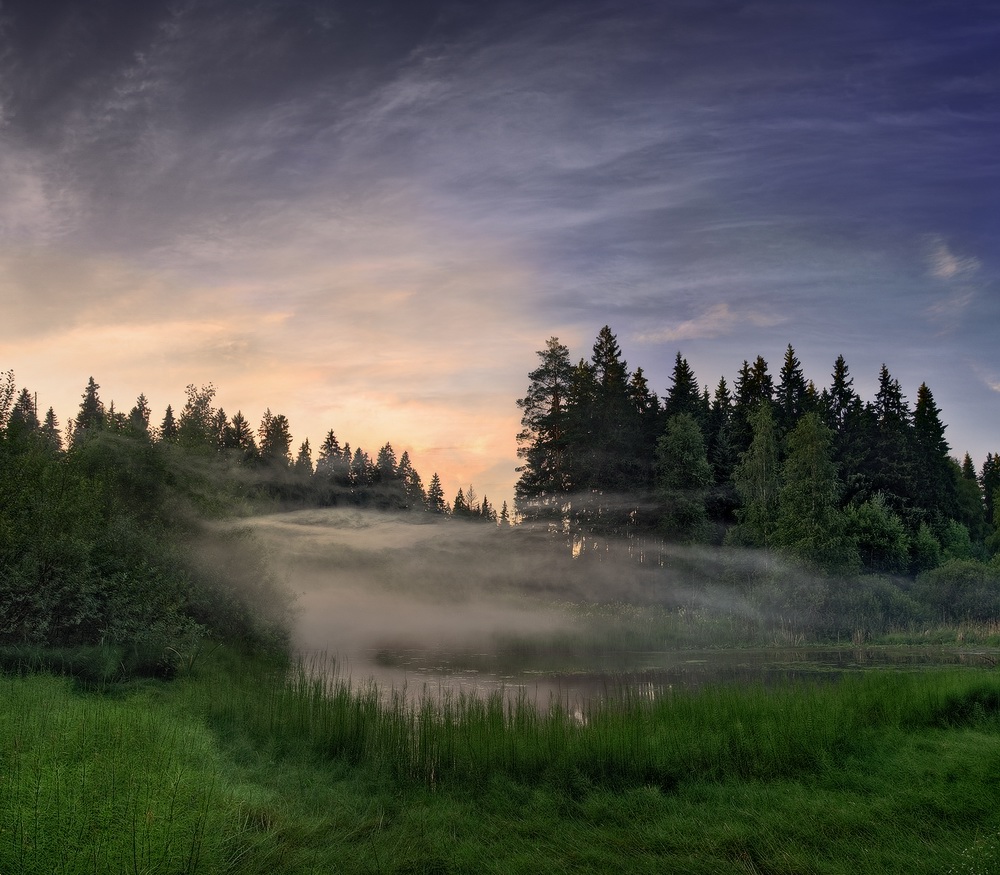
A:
[515,327,1000,573]
[3,322,1000,671]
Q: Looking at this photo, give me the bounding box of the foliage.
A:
[914,559,1000,622]
[727,404,780,548]
[845,493,910,575]
[655,413,712,542]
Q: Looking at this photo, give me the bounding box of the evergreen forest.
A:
[3,325,1000,670]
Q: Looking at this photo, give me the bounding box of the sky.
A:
[1,0,998,506]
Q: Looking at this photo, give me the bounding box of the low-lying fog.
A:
[246,508,588,698]
[243,509,993,704]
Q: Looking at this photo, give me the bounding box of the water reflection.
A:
[297,644,1000,710]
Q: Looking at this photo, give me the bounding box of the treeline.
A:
[515,327,1000,576]
[1,373,508,521]
[0,369,503,668]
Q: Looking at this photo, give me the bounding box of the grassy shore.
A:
[4,649,1000,873]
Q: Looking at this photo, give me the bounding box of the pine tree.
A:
[775,344,807,435]
[705,376,736,483]
[480,495,498,523]
[212,408,229,450]
[73,377,106,444]
[825,355,859,432]
[6,388,39,441]
[39,407,62,452]
[499,501,512,528]
[585,326,642,494]
[515,337,574,514]
[426,473,447,514]
[375,443,398,483]
[258,410,292,467]
[952,457,989,547]
[628,366,660,484]
[294,439,313,476]
[453,487,469,517]
[159,405,178,443]
[731,356,774,457]
[981,453,1000,529]
[349,447,371,484]
[863,365,915,520]
[227,411,257,461]
[397,451,425,506]
[705,376,739,524]
[912,382,957,523]
[316,430,345,481]
[127,394,152,437]
[823,355,868,505]
[664,352,703,424]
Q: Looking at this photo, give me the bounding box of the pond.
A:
[296,642,1000,709]
[249,508,1000,708]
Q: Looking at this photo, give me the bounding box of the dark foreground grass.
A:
[5,650,1000,873]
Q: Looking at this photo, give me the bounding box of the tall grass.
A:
[0,674,232,874]
[6,652,1000,873]
[182,652,1000,792]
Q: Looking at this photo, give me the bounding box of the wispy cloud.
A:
[634,302,783,344]
[926,234,981,281]
[923,235,980,332]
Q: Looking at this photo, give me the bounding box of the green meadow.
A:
[4,648,1000,874]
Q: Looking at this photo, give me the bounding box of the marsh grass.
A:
[183,651,1000,791]
[6,649,1000,872]
[0,673,241,874]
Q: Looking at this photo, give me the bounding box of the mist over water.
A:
[243,508,996,705]
[246,508,585,699]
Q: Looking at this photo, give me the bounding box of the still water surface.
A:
[298,644,1000,708]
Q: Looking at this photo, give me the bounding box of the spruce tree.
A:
[228,411,257,461]
[39,407,62,452]
[159,405,178,443]
[127,394,152,437]
[6,388,39,442]
[73,377,106,444]
[775,344,807,435]
[628,366,661,485]
[375,443,398,483]
[731,356,774,457]
[663,352,703,424]
[586,326,642,495]
[705,376,738,524]
[426,473,447,513]
[480,495,498,523]
[981,453,1000,528]
[515,337,574,515]
[397,451,425,506]
[258,410,292,467]
[863,365,915,520]
[912,382,957,523]
[212,408,229,450]
[294,439,313,476]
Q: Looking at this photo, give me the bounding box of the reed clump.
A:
[183,653,1000,792]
